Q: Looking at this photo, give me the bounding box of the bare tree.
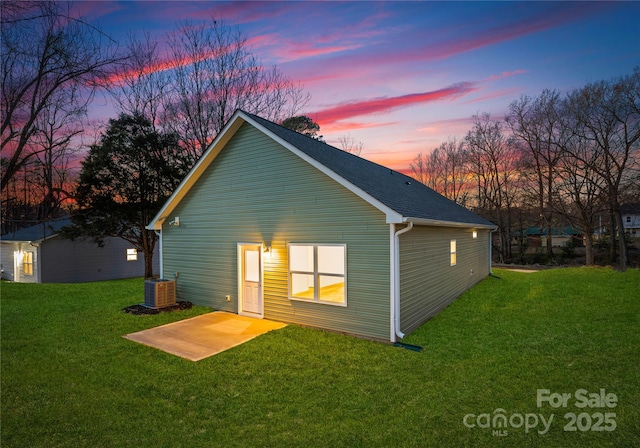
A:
[410,138,469,206]
[1,1,121,195]
[410,151,437,191]
[565,73,640,269]
[30,84,84,220]
[162,19,309,164]
[466,114,522,262]
[553,126,605,266]
[337,135,364,156]
[507,90,569,258]
[107,32,170,129]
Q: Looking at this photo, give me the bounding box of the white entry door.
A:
[239,244,263,317]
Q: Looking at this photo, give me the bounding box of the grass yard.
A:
[1,267,639,447]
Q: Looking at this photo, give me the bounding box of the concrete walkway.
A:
[124,311,287,361]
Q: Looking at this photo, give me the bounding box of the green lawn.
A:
[1,267,639,447]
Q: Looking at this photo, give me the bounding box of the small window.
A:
[450,240,457,266]
[22,251,33,276]
[289,244,346,305]
[126,248,138,261]
[626,216,631,223]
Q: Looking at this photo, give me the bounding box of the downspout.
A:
[393,221,414,340]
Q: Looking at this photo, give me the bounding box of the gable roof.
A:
[148,110,495,230]
[1,217,72,243]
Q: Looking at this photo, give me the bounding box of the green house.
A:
[148,111,496,342]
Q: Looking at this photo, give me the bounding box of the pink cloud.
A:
[135,2,291,26]
[417,117,475,133]
[284,3,608,87]
[322,121,398,133]
[313,83,477,125]
[273,42,363,60]
[485,70,527,81]
[70,2,124,21]
[463,88,522,105]
[103,47,225,86]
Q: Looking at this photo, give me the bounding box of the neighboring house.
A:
[525,226,582,248]
[621,204,640,238]
[148,110,496,342]
[1,218,157,283]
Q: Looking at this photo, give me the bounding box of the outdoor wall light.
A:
[472,230,478,239]
[169,217,180,227]
[263,245,271,253]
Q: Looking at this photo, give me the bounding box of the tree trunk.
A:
[584,231,594,266]
[609,208,617,263]
[144,251,154,279]
[545,221,553,258]
[142,227,156,278]
[613,209,628,271]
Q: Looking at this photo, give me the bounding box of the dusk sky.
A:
[77,1,639,172]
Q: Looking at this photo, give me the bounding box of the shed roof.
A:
[1,217,72,242]
[148,110,495,230]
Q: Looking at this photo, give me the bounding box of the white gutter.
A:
[403,216,496,229]
[391,221,414,341]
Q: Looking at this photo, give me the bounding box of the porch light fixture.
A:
[472,230,478,239]
[169,217,180,226]
[263,245,271,254]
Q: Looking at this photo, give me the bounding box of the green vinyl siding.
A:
[399,226,489,334]
[162,123,391,340]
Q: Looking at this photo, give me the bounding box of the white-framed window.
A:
[22,251,33,276]
[450,240,457,266]
[288,244,346,306]
[126,248,138,261]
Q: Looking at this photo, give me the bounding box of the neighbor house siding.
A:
[162,123,391,340]
[399,226,489,334]
[0,242,16,281]
[39,237,154,283]
[1,237,155,283]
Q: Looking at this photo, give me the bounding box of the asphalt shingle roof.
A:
[1,218,72,242]
[245,112,494,227]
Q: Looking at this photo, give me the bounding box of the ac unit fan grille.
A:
[144,279,176,308]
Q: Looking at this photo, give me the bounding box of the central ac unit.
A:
[144,279,176,308]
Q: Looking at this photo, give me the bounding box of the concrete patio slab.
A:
[124,311,287,361]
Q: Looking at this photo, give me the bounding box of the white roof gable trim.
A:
[147,111,403,230]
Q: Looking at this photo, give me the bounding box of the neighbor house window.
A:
[126,248,138,261]
[22,251,33,276]
[289,244,346,305]
[450,240,457,266]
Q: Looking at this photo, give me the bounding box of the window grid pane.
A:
[291,273,315,299]
[290,245,314,272]
[317,246,345,275]
[318,275,345,303]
